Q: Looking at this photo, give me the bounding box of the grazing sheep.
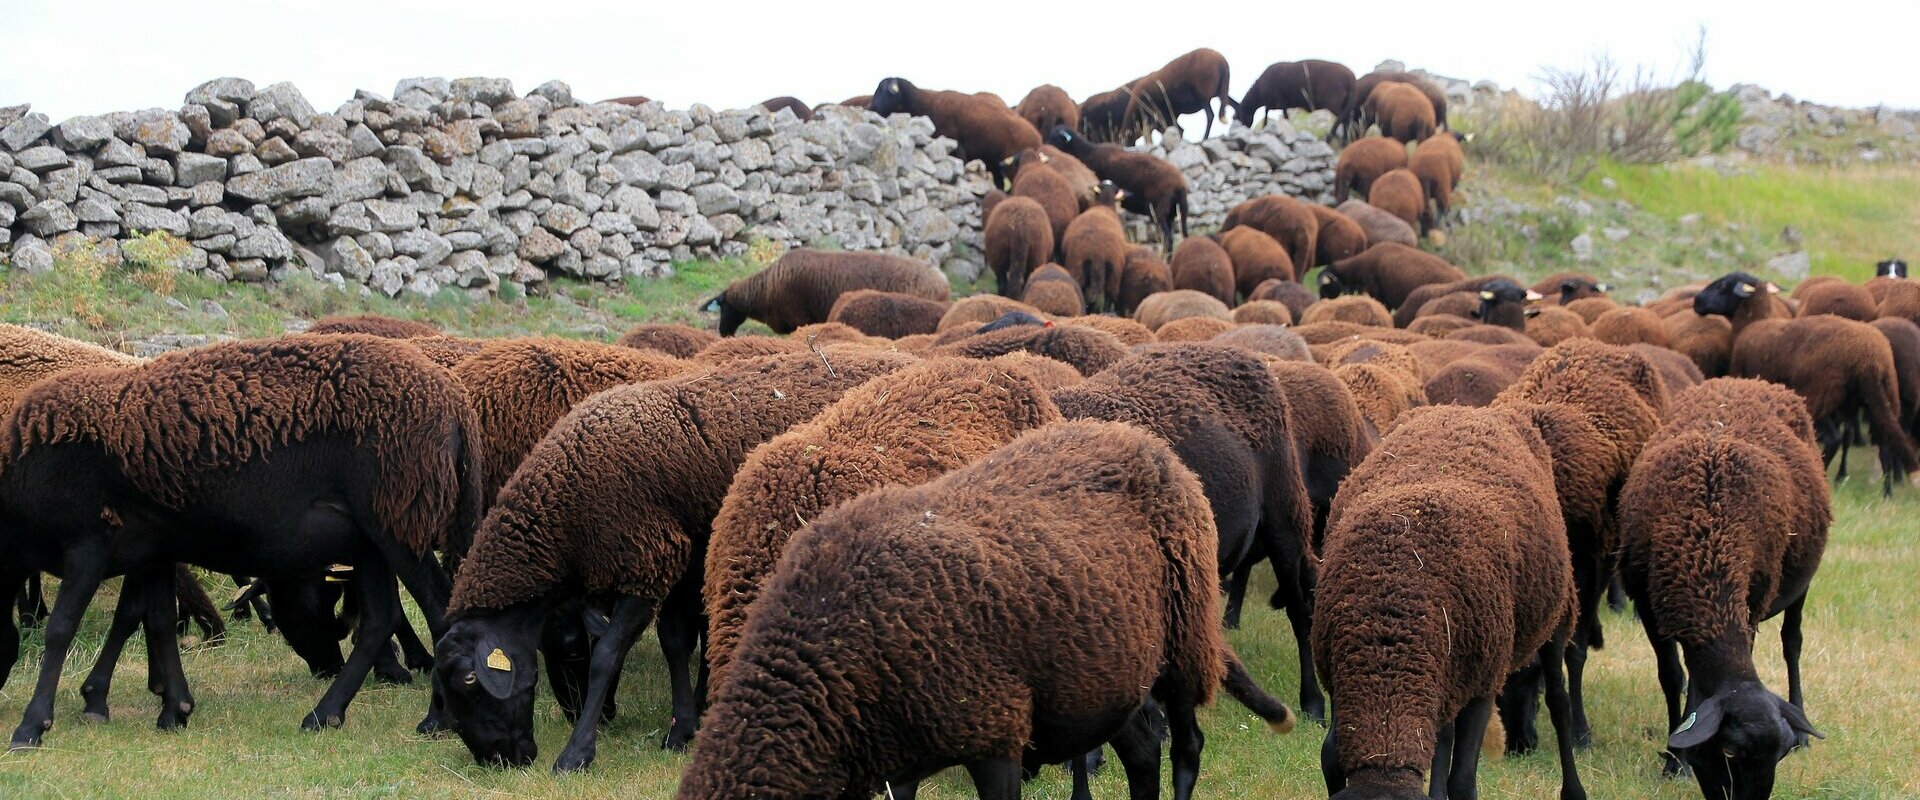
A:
[1120,47,1237,139]
[1021,264,1087,316]
[1336,199,1418,248]
[1058,314,1157,347]
[1393,275,1521,329]
[1047,127,1190,248]
[305,313,440,338]
[788,322,891,349]
[939,294,1046,332]
[1061,182,1132,310]
[1876,279,1920,326]
[1260,357,1374,557]
[1214,324,1312,361]
[0,335,483,746]
[985,195,1056,298]
[1526,306,1592,347]
[1156,315,1236,342]
[868,78,1041,185]
[826,290,949,339]
[1352,71,1449,132]
[1011,163,1078,247]
[1238,59,1358,138]
[1617,378,1828,797]
[1223,195,1317,278]
[1316,405,1584,800]
[1407,313,1477,338]
[1219,227,1295,298]
[1320,242,1467,309]
[1423,343,1541,407]
[617,323,720,359]
[1002,146,1101,209]
[602,95,653,106]
[1076,84,1136,142]
[1464,280,1537,331]
[1013,84,1080,140]
[1233,300,1294,326]
[1301,295,1394,328]
[757,96,812,121]
[1365,81,1437,144]
[1661,311,1733,378]
[1410,132,1467,225]
[1250,278,1319,322]
[1448,323,1535,346]
[1531,272,1612,305]
[1171,236,1236,306]
[1366,168,1427,231]
[704,249,948,336]
[1587,307,1671,348]
[678,420,1294,800]
[1407,338,1486,378]
[1136,290,1234,332]
[933,322,1128,376]
[1115,246,1174,317]
[1797,279,1877,321]
[1333,136,1409,203]
[1563,296,1622,324]
[1308,203,1370,266]
[1291,320,1412,346]
[436,347,913,770]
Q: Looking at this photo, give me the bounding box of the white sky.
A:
[3,0,1916,123]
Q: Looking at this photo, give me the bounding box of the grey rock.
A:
[326,202,373,236]
[323,156,387,205]
[132,110,190,156]
[205,128,252,157]
[229,153,264,177]
[518,226,567,261]
[1767,250,1811,281]
[347,124,385,159]
[369,258,408,296]
[14,146,67,172]
[189,206,237,237]
[277,196,333,226]
[174,152,227,186]
[293,130,352,162]
[1602,226,1631,242]
[356,230,394,258]
[444,230,485,250]
[1,113,51,150]
[226,156,333,204]
[451,77,516,107]
[233,226,294,260]
[385,145,441,187]
[19,200,77,236]
[54,116,112,150]
[691,182,740,215]
[139,157,173,185]
[0,181,29,210]
[494,100,538,137]
[541,203,587,234]
[250,82,316,128]
[1570,232,1595,261]
[393,229,453,267]
[323,236,375,280]
[189,180,224,207]
[125,203,189,235]
[96,137,143,166]
[9,236,54,273]
[529,80,573,107]
[73,196,119,223]
[363,198,420,231]
[254,136,298,165]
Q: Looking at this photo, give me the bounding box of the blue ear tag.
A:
[1674,712,1697,735]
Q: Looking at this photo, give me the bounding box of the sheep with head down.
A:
[703,249,949,336]
[932,320,1128,376]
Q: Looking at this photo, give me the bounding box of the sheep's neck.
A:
[1728,294,1779,337]
[1681,633,1761,696]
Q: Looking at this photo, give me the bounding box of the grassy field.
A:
[1,472,1916,799]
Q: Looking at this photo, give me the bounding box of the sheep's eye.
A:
[463,671,479,686]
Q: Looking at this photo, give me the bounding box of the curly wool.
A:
[691,335,810,366]
[715,250,950,334]
[0,324,139,417]
[1589,307,1670,347]
[1406,339,1485,380]
[1630,343,1705,394]
[1324,243,1467,309]
[1323,339,1422,379]
[1020,265,1087,317]
[1213,325,1312,362]
[1263,359,1373,544]
[617,323,721,358]
[1794,280,1877,321]
[3,335,482,555]
[1333,361,1426,436]
[931,323,1128,376]
[1134,289,1233,331]
[1447,323,1535,347]
[1662,312,1733,378]
[986,351,1085,390]
[1301,295,1393,328]
[1156,315,1236,342]
[1525,307,1591,347]
[1406,313,1477,338]
[703,358,1062,689]
[1057,315,1156,346]
[449,347,916,614]
[1423,345,1533,408]
[1232,300,1294,326]
[305,313,441,338]
[1562,296,1621,325]
[1393,276,1517,329]
[1728,314,1918,471]
[939,294,1046,332]
[1249,279,1318,323]
[406,335,488,369]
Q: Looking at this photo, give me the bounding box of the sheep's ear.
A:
[1318,272,1333,285]
[1669,696,1725,750]
[225,580,267,612]
[1525,289,1544,301]
[1777,696,1823,743]
[1038,151,1052,163]
[581,606,612,639]
[1766,282,1780,294]
[1733,282,1756,298]
[1561,279,1579,292]
[475,640,517,699]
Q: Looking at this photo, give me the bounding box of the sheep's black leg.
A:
[657,575,704,751]
[1276,562,1326,723]
[1567,556,1603,748]
[80,584,148,723]
[1068,749,1093,800]
[302,560,401,731]
[10,557,106,749]
[1643,616,1688,778]
[138,567,194,731]
[542,615,592,725]
[1111,706,1163,800]
[1202,106,1215,140]
[967,755,1023,800]
[1446,696,1494,800]
[1319,713,1346,795]
[552,594,654,772]
[1167,696,1205,800]
[1222,559,1253,629]
[1783,594,1807,709]
[1540,637,1588,800]
[374,536,453,733]
[1428,718,1455,798]
[882,779,919,799]
[0,566,25,690]
[1496,656,1542,754]
[372,638,412,685]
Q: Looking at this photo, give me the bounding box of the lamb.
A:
[1333,136,1409,203]
[435,347,914,771]
[1232,300,1294,325]
[1364,81,1437,144]
[1526,306,1592,347]
[868,78,1041,185]
[677,420,1294,800]
[1250,278,1319,322]
[1300,295,1394,327]
[0,335,483,747]
[1219,226,1295,298]
[1013,84,1080,141]
[757,96,813,121]
[1119,47,1237,139]
[1315,405,1584,800]
[984,195,1056,298]
[703,249,949,335]
[1367,168,1427,231]
[825,290,949,338]
[1047,126,1190,248]
[1171,235,1236,306]
[1236,59,1358,137]
[1021,263,1087,316]
[1661,311,1734,378]
[305,313,441,338]
[1116,246,1174,316]
[617,323,721,358]
[1135,289,1233,332]
[1308,203,1370,266]
[1320,242,1467,309]
[1156,315,1237,342]
[1223,195,1317,278]
[1061,182,1131,309]
[1617,378,1828,797]
[1214,324,1311,361]
[939,294,1046,331]
[1010,162,1078,247]
[1796,278,1877,321]
[932,322,1128,376]
[1410,132,1467,226]
[1336,199,1418,248]
[1587,306,1670,347]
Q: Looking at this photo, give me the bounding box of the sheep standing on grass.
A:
[826,290,950,338]
[702,249,949,335]
[1618,378,1828,797]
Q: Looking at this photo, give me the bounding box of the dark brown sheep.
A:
[691,335,810,365]
[1630,343,1705,394]
[1332,361,1426,436]
[1223,195,1317,278]
[938,294,1046,331]
[1587,306,1670,348]
[1407,312,1477,339]
[1352,71,1449,132]
[1365,81,1437,144]
[1876,279,1920,326]
[1333,136,1409,203]
[1661,311,1733,378]
[932,322,1129,376]
[1336,199,1417,248]
[1157,315,1236,342]
[617,323,720,359]
[1233,300,1294,326]
[1531,272,1612,305]
[1367,167,1427,231]
[1410,131,1467,225]
[1061,184,1131,310]
[1237,59,1357,138]
[407,335,488,369]
[1136,289,1234,332]
[757,96,812,121]
[1618,378,1828,797]
[1059,314,1157,347]
[306,313,440,338]
[1172,236,1236,306]
[1393,275,1520,329]
[1002,146,1101,209]
[1872,317,1920,448]
[787,322,891,349]
[985,195,1055,299]
[1120,47,1237,139]
[1214,324,1311,361]
[437,347,913,770]
[679,420,1293,800]
[1526,306,1592,347]
[1448,323,1534,346]
[1308,203,1369,266]
[1076,84,1136,142]
[1012,84,1080,140]
[1407,338,1487,379]
[1011,163,1078,248]
[1563,295,1622,324]
[602,95,653,106]
[1316,405,1583,800]
[1423,343,1539,407]
[826,289,949,338]
[1047,127,1190,248]
[1219,226,1295,299]
[704,249,949,336]
[868,78,1042,185]
[1301,295,1394,328]
[1116,246,1174,317]
[1262,358,1374,549]
[1250,278,1319,322]
[1320,242,1466,309]
[1796,279,1877,321]
[1021,264,1086,316]
[1323,338,1423,378]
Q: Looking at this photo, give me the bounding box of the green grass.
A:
[3,466,1917,798]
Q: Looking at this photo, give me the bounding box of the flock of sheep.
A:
[2,49,1907,800]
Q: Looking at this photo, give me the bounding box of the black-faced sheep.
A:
[617,323,721,359]
[1334,136,1409,203]
[1316,405,1583,800]
[1223,195,1317,278]
[1392,275,1521,329]
[932,323,1128,376]
[1308,203,1370,266]
[1013,85,1080,141]
[868,78,1042,185]
[435,347,914,771]
[1120,48,1237,139]
[1336,199,1418,249]
[1617,378,1828,797]
[1171,236,1236,306]
[826,289,949,339]
[1021,263,1087,316]
[1136,290,1234,332]
[1047,127,1190,248]
[703,249,949,336]
[1237,60,1357,138]
[1367,168,1427,232]
[1364,81,1437,144]
[1320,243,1466,308]
[1219,226,1295,298]
[305,313,441,338]
[1530,272,1612,305]
[985,195,1056,299]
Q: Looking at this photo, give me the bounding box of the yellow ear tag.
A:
[486,648,513,672]
[1478,291,1495,300]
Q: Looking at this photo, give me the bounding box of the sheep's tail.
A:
[1221,646,1296,733]
[173,564,227,644]
[1865,362,1918,478]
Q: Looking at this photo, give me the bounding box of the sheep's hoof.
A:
[662,725,696,752]
[553,749,595,773]
[82,711,109,725]
[416,709,452,737]
[301,710,344,731]
[1659,750,1689,778]
[156,700,193,731]
[9,720,49,750]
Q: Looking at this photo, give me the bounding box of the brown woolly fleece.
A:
[1263,359,1374,543]
[1058,315,1157,347]
[1877,280,1920,326]
[1233,300,1294,326]
[1003,147,1101,209]
[1011,166,1077,252]
[1020,264,1087,317]
[1407,338,1486,380]
[305,313,441,338]
[1323,339,1422,378]
[1872,317,1920,444]
[451,338,693,501]
[1366,168,1426,232]
[1410,132,1466,221]
[867,78,1041,185]
[709,249,949,335]
[1223,195,1318,278]
[1250,279,1319,322]
[1353,71,1450,131]
[1729,314,1918,472]
[1630,343,1705,394]
[1526,307,1591,347]
[1335,199,1418,249]
[939,295,1047,332]
[1171,236,1236,306]
[449,346,915,615]
[1788,275,1842,300]
[1866,275,1904,304]
[1531,272,1610,304]
[1116,246,1174,317]
[1366,81,1438,144]
[984,195,1056,301]
[703,358,1063,689]
[1308,203,1370,267]
[0,325,139,416]
[988,351,1086,390]
[1393,275,1518,329]
[1062,200,1130,311]
[1301,295,1394,328]
[4,335,482,556]
[1447,323,1534,347]
[679,421,1252,799]
[691,335,810,365]
[1334,136,1409,203]
[1220,226,1296,298]
[1135,289,1234,331]
[1214,324,1312,361]
[1661,311,1733,378]
[1290,321,1398,345]
[1156,315,1237,343]
[1323,242,1466,309]
[826,290,950,339]
[789,323,892,349]
[1315,405,1575,794]
[1013,84,1080,138]
[1407,313,1476,338]
[1120,47,1236,138]
[617,323,722,359]
[1796,280,1877,321]
[406,335,488,369]
[1589,307,1671,348]
[1422,343,1542,407]
[1332,361,1426,436]
[1046,129,1191,247]
[931,323,1128,377]
[1563,296,1622,324]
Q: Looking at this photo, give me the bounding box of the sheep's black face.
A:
[1558,278,1611,305]
[264,576,350,678]
[1670,684,1819,800]
[1476,279,1536,330]
[434,617,542,768]
[1693,272,1767,318]
[1045,124,1083,154]
[704,294,749,336]
[1880,258,1909,278]
[1317,269,1346,300]
[869,78,908,116]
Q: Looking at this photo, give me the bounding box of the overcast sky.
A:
[3,0,1916,123]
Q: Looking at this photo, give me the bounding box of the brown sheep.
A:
[616,323,720,358]
[1262,359,1374,544]
[704,249,948,336]
[1011,164,1078,248]
[1301,295,1394,328]
[1367,167,1427,231]
[1407,313,1477,338]
[1563,295,1622,324]
[1021,263,1087,316]
[1588,306,1671,348]
[690,335,810,365]
[1788,274,1843,300]
[1136,289,1233,332]
[1629,343,1705,393]
[1407,338,1487,379]
[1526,306,1592,347]
[1012,84,1080,138]
[1233,300,1294,326]
[939,294,1046,332]
[756,96,812,121]
[1047,127,1190,248]
[1002,146,1100,209]
[987,350,1087,390]
[1662,311,1733,378]
[1172,236,1236,306]
[1058,314,1157,347]
[1061,183,1131,310]
[1617,378,1828,797]
[1448,323,1535,346]
[932,323,1129,376]
[1423,343,1539,407]
[1365,81,1437,144]
[1076,84,1136,142]
[1410,131,1467,226]
[1214,324,1311,361]
[1323,338,1423,377]
[1156,315,1236,342]
[1796,279,1877,321]
[1223,195,1316,278]
[1308,203,1369,266]
[1393,275,1521,328]
[1874,317,1920,455]
[1316,405,1583,800]
[1352,71,1449,132]
[1876,279,1920,326]
[826,289,949,339]
[1320,242,1467,309]
[306,313,440,338]
[1237,59,1358,137]
[1250,278,1319,322]
[1120,47,1237,139]
[1332,361,1426,436]
[1292,320,1413,346]
[602,95,653,107]
[868,78,1041,186]
[788,322,892,349]
[984,195,1055,299]
[1531,272,1612,305]
[407,335,488,369]
[1219,226,1295,298]
[1116,246,1174,317]
[1333,136,1409,203]
[1336,199,1418,248]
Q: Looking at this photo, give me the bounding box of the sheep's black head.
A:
[1328,767,1429,800]
[1669,682,1820,800]
[434,609,544,769]
[1475,279,1539,330]
[1317,268,1348,300]
[1693,272,1775,318]
[1046,124,1086,155]
[869,78,912,116]
[1089,180,1127,210]
[255,575,351,678]
[1879,257,1909,279]
[1559,276,1612,305]
[702,292,748,336]
[977,310,1048,334]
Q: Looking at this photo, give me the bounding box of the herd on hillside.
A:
[4,49,1911,800]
